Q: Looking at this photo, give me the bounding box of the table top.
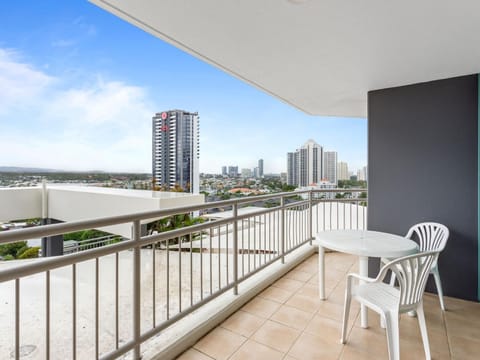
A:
[316,230,418,258]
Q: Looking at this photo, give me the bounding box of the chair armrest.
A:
[346,272,376,284]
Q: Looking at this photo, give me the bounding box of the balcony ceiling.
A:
[90,0,480,118]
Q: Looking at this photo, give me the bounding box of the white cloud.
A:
[0,49,54,115]
[0,48,153,172]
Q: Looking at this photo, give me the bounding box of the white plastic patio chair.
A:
[341,251,440,360]
[382,222,449,310]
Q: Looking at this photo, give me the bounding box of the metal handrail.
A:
[0,188,365,243]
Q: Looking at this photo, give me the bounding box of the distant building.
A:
[258,159,264,178]
[152,110,200,193]
[280,172,287,184]
[228,166,238,177]
[323,151,338,184]
[297,181,336,200]
[357,166,368,182]
[241,168,252,178]
[221,166,227,176]
[287,139,324,186]
[337,161,349,181]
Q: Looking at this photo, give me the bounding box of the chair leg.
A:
[417,303,431,360]
[384,311,400,360]
[341,290,352,344]
[432,268,446,311]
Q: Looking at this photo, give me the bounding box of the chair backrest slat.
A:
[407,222,449,253]
[385,251,439,309]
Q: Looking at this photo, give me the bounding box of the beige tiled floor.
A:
[178,252,480,359]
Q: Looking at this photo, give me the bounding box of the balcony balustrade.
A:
[0,189,369,359]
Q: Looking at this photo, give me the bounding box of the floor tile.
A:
[194,328,246,360]
[270,304,313,331]
[229,339,284,360]
[221,310,265,337]
[258,285,292,303]
[241,297,281,319]
[272,278,304,292]
[176,348,213,360]
[288,331,343,360]
[252,320,300,353]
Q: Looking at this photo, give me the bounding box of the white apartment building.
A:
[152,110,200,193]
[357,165,368,181]
[337,161,349,181]
[287,139,323,186]
[323,151,338,185]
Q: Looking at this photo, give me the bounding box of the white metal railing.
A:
[0,189,367,360]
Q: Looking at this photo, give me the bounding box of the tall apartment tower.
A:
[287,139,323,186]
[258,159,264,178]
[152,110,200,193]
[228,166,238,177]
[221,166,227,176]
[337,161,349,181]
[323,151,338,184]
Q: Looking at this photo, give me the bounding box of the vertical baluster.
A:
[217,225,221,290]
[281,196,285,264]
[115,253,119,349]
[152,243,156,327]
[253,216,257,269]
[72,264,77,359]
[95,258,99,359]
[190,233,193,306]
[167,234,170,319]
[226,224,229,285]
[200,228,203,300]
[15,278,20,360]
[46,270,50,360]
[132,220,141,360]
[179,233,182,313]
[209,228,213,295]
[233,204,238,295]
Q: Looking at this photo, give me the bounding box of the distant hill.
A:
[0,166,61,173]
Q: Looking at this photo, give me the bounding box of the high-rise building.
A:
[221,166,227,176]
[258,159,264,178]
[323,151,338,184]
[152,110,200,193]
[241,168,252,178]
[337,161,349,181]
[287,139,323,186]
[357,166,368,182]
[228,166,238,177]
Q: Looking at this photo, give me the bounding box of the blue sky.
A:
[0,1,367,174]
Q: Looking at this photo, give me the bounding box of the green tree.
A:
[0,241,27,258]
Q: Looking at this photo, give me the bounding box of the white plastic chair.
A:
[382,222,449,310]
[341,251,439,360]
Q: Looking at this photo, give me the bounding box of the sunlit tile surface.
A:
[178,252,480,359]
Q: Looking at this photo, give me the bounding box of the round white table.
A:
[316,230,418,328]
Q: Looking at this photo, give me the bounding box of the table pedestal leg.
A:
[359,256,369,328]
[319,245,325,300]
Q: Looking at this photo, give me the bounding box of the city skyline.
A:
[0,1,367,175]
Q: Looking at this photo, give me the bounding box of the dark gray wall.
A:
[368,75,478,301]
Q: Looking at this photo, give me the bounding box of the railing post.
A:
[308,191,313,245]
[132,220,141,360]
[232,203,239,295]
[280,195,285,264]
